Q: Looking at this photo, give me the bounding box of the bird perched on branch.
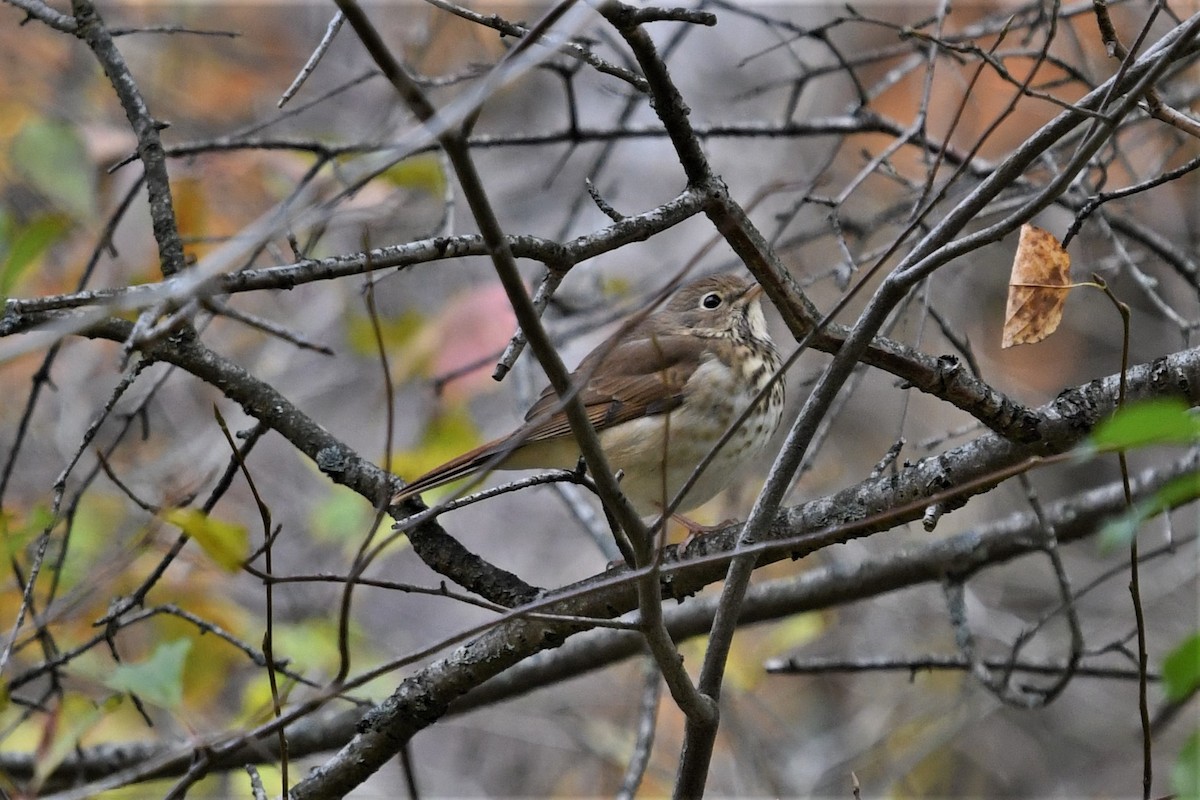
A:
[391,273,785,518]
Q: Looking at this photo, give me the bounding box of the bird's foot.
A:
[675,514,738,553]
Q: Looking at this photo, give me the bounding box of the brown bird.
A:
[391,274,785,517]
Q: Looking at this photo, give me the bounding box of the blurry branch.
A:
[202,297,335,354]
[714,0,1114,52]
[263,571,639,631]
[106,24,239,38]
[385,469,597,554]
[618,659,661,800]
[492,267,568,380]
[152,114,975,160]
[421,0,650,91]
[1003,474,1084,707]
[9,601,328,701]
[278,11,344,108]
[763,654,1156,681]
[212,410,290,797]
[95,417,268,627]
[0,361,144,680]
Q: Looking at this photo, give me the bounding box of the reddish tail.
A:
[390,438,509,505]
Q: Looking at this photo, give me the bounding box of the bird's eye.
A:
[701,292,723,309]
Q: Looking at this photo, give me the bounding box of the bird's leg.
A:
[674,514,738,554]
[581,460,639,569]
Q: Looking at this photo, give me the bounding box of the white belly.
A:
[597,354,783,515]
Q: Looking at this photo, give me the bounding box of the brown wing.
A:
[519,332,696,442]
[392,332,696,506]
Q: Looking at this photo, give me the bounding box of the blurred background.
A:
[1,1,1197,796]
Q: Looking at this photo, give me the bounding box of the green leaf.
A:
[1173,730,1200,800]
[164,507,249,572]
[0,213,71,298]
[1099,471,1200,550]
[309,484,371,543]
[1088,399,1199,452]
[1164,633,1200,703]
[102,639,191,710]
[10,119,97,220]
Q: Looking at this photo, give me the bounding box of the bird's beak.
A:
[741,283,765,303]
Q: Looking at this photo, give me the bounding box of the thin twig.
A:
[278,11,344,108]
[617,657,662,800]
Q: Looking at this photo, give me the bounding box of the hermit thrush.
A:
[391,274,785,516]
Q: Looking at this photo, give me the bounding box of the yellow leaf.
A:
[164,508,248,572]
[377,152,446,197]
[391,406,483,502]
[238,672,297,726]
[1001,224,1072,348]
[600,275,633,297]
[764,612,826,654]
[345,309,426,358]
[170,176,209,260]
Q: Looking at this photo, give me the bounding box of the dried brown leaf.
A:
[1002,224,1072,348]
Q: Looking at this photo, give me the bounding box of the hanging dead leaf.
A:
[1002,224,1071,348]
